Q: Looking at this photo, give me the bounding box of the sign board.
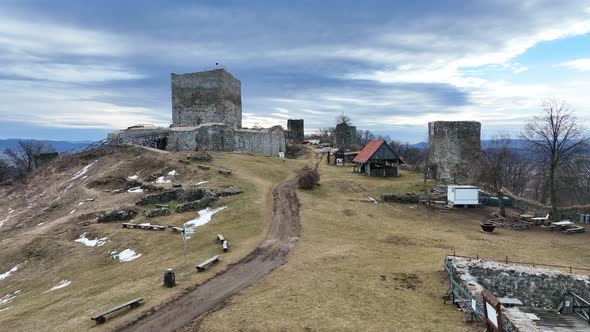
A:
[482,290,503,332]
[486,302,498,328]
[336,158,344,166]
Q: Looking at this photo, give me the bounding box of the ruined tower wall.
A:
[334,123,357,148]
[234,126,286,156]
[286,119,305,143]
[428,121,481,181]
[171,69,242,129]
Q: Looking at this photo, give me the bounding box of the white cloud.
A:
[0,13,129,57]
[0,79,168,129]
[559,58,590,72]
[0,63,145,83]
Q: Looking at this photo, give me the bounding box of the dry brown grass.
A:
[198,162,590,331]
[0,148,306,331]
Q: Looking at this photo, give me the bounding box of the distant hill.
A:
[0,139,93,154]
[409,139,589,157]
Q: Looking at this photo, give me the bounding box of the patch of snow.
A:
[0,219,6,229]
[155,176,171,184]
[0,265,21,281]
[0,290,20,305]
[63,184,73,192]
[0,306,11,313]
[44,280,71,293]
[75,233,108,247]
[37,222,45,227]
[70,161,97,181]
[196,181,209,186]
[167,170,178,176]
[8,209,14,214]
[78,202,84,206]
[113,249,142,262]
[127,187,144,193]
[69,210,76,214]
[185,206,227,233]
[128,175,139,181]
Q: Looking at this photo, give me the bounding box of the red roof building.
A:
[353,140,403,177]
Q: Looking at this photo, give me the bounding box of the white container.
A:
[447,185,479,206]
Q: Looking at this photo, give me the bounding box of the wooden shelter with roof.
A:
[353,140,403,177]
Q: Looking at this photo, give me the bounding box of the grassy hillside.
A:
[0,147,306,331]
[198,160,590,331]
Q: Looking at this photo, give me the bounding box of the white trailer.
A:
[447,185,479,206]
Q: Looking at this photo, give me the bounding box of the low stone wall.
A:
[447,256,590,331]
[379,193,421,204]
[234,126,286,156]
[456,257,590,308]
[109,123,286,156]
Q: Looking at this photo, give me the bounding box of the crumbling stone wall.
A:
[447,256,590,331]
[171,69,242,129]
[234,126,286,156]
[428,121,481,182]
[286,119,304,143]
[334,123,357,147]
[110,124,285,156]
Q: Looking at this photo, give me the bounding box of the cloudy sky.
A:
[1,0,589,143]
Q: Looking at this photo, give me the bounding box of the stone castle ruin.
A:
[428,121,481,182]
[109,69,289,156]
[286,119,304,144]
[334,123,357,148]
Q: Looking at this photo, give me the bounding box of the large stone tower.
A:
[287,119,304,143]
[171,69,242,129]
[334,123,357,148]
[428,121,481,182]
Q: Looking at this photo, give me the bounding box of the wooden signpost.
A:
[482,290,503,332]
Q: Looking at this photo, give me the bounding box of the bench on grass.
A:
[196,255,219,272]
[217,234,225,243]
[170,226,185,233]
[222,240,229,252]
[91,297,143,324]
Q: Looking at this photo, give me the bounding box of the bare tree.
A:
[478,133,514,217]
[356,129,375,146]
[4,141,50,178]
[0,158,12,182]
[522,99,589,221]
[335,113,352,126]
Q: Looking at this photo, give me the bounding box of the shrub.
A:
[297,165,320,190]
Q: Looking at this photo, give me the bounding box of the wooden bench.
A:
[170,226,185,233]
[217,234,225,243]
[563,225,585,234]
[222,240,229,252]
[121,223,166,231]
[91,297,143,324]
[196,255,219,272]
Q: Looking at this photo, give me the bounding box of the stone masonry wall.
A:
[447,256,590,331]
[334,123,357,147]
[234,126,286,156]
[171,69,242,129]
[287,119,305,143]
[428,121,481,182]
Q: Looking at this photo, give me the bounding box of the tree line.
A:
[308,101,590,221]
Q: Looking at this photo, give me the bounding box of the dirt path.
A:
[115,178,300,332]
